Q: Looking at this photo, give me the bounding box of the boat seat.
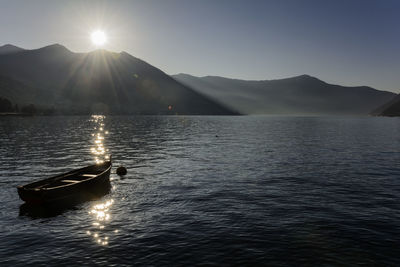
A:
[61,179,80,183]
[80,174,97,178]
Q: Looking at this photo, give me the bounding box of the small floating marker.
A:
[116,166,127,176]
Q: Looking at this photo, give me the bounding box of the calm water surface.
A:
[0,115,399,266]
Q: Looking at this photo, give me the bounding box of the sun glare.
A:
[91,30,107,46]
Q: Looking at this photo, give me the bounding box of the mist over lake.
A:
[1,115,399,266]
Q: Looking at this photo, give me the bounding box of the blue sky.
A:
[0,0,399,92]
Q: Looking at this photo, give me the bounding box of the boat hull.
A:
[17,161,112,205]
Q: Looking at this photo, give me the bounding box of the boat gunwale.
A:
[17,161,112,191]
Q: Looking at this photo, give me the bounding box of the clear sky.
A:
[0,0,399,92]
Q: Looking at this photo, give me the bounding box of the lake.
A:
[0,115,399,266]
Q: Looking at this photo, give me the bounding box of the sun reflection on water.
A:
[86,198,115,246]
[89,115,109,164]
[90,199,113,221]
[86,115,116,246]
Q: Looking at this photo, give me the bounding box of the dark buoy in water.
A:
[116,166,127,176]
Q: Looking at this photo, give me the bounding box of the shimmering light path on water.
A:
[0,116,399,266]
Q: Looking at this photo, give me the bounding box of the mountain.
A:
[0,44,25,55]
[173,74,396,115]
[0,44,237,115]
[0,75,48,105]
[372,94,400,116]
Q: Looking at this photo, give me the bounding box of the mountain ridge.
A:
[174,73,382,90]
[173,73,396,115]
[372,94,400,117]
[0,44,25,55]
[0,44,238,115]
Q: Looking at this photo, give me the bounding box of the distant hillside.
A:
[0,44,237,115]
[373,94,400,117]
[173,74,396,115]
[0,44,25,55]
[0,75,48,105]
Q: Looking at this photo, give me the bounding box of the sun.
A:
[91,30,107,46]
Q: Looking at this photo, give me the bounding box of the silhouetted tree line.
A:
[20,104,37,114]
[0,97,55,115]
[0,97,13,112]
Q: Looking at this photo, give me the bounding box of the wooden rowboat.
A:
[17,160,112,205]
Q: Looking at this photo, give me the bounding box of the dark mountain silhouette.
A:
[0,74,48,105]
[173,73,396,115]
[372,94,400,116]
[0,44,237,115]
[0,44,25,55]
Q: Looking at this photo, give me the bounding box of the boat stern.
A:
[17,186,44,205]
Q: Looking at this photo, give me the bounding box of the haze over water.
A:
[0,115,399,265]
